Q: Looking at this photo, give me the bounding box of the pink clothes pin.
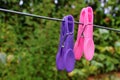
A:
[74,7,95,61]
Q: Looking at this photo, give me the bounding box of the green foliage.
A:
[0,0,120,80]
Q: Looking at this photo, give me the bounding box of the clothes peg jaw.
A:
[83,7,95,61]
[74,8,86,60]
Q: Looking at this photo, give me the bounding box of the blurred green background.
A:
[0,0,120,80]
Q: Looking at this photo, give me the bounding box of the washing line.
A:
[0,8,120,32]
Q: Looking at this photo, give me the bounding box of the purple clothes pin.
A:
[56,15,75,72]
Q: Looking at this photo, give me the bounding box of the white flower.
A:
[19,0,23,6]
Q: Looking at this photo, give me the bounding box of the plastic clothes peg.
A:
[56,15,75,72]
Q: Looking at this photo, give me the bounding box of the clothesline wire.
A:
[0,8,120,32]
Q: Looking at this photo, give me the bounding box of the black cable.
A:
[0,8,120,32]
